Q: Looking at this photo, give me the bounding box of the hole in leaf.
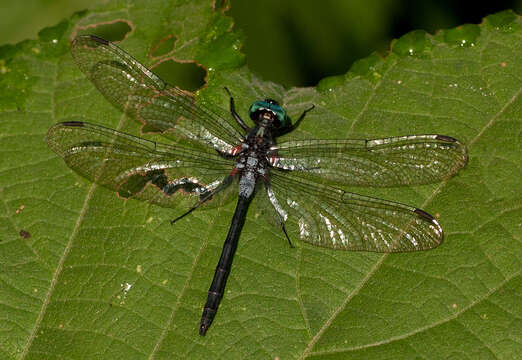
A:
[152,59,206,92]
[76,20,132,42]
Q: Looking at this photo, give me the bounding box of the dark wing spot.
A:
[62,121,84,127]
[436,135,457,142]
[414,208,436,222]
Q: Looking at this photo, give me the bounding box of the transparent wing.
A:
[269,171,443,252]
[46,121,237,209]
[70,35,244,154]
[271,135,467,187]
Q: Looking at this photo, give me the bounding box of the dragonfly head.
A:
[249,99,288,129]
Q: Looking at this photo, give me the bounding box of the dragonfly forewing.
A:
[271,135,467,187]
[70,35,244,154]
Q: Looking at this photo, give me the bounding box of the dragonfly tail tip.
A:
[199,324,209,336]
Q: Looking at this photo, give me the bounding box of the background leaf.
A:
[2,0,521,86]
[0,1,520,359]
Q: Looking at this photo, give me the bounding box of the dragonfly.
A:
[47,35,468,336]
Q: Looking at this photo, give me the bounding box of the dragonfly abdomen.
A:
[199,194,253,335]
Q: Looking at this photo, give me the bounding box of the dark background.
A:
[1,0,519,86]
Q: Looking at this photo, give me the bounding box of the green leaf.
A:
[0,2,520,358]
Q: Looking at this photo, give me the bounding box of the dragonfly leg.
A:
[170,199,206,224]
[224,87,250,131]
[281,222,294,248]
[279,104,315,135]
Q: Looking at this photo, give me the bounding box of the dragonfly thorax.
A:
[236,151,266,198]
[234,125,273,199]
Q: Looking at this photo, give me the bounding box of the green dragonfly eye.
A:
[248,99,288,128]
